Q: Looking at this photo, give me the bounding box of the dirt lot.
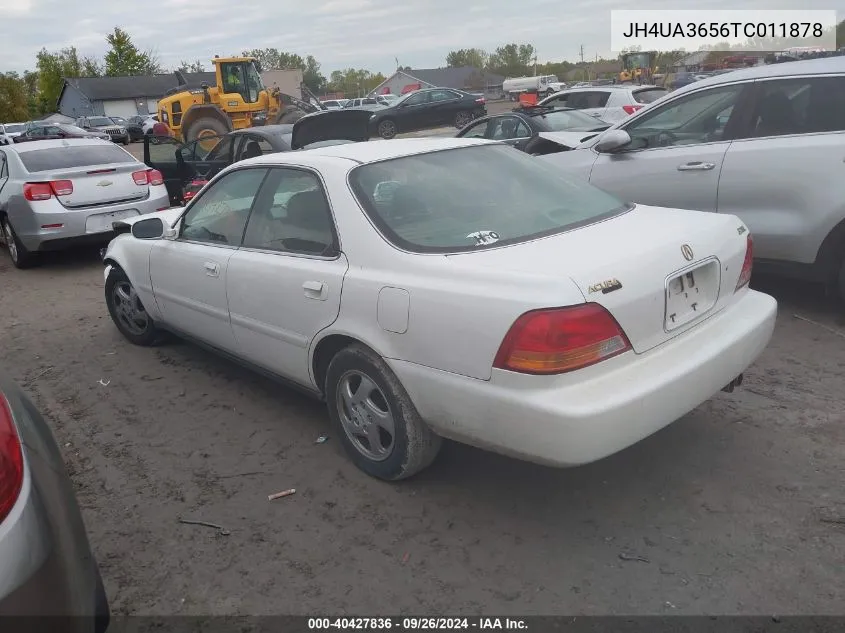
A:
[1,247,844,615]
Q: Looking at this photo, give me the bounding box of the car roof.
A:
[236,137,490,167]
[671,56,845,97]
[5,137,117,153]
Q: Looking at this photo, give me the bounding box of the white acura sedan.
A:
[101,137,777,480]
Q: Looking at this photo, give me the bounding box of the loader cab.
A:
[217,60,265,104]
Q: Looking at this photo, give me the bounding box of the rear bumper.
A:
[10,187,170,252]
[389,289,777,467]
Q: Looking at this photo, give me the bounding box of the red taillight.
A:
[735,234,753,291]
[493,303,632,375]
[23,182,53,201]
[0,392,24,524]
[148,169,164,186]
[132,170,149,185]
[622,105,644,115]
[476,97,486,103]
[50,180,73,196]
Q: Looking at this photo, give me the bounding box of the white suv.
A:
[539,85,668,124]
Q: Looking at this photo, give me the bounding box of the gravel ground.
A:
[1,245,843,617]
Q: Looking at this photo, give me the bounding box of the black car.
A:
[13,123,111,143]
[455,105,610,155]
[144,109,372,205]
[126,115,157,142]
[369,88,487,139]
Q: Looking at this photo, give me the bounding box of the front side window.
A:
[623,84,745,149]
[460,120,489,138]
[236,135,274,161]
[349,145,630,254]
[242,168,336,256]
[221,63,247,97]
[180,168,267,245]
[489,117,528,139]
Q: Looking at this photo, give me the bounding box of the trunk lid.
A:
[445,204,750,354]
[290,109,373,149]
[47,163,148,209]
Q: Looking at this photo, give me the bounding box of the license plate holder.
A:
[665,259,720,331]
[85,210,137,234]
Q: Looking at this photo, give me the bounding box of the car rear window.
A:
[19,145,136,173]
[536,109,608,130]
[349,144,630,254]
[633,88,668,104]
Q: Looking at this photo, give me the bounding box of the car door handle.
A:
[302,280,327,300]
[677,162,716,171]
[204,261,220,277]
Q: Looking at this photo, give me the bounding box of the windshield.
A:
[536,109,608,130]
[19,145,136,173]
[88,117,114,126]
[623,53,653,71]
[110,117,126,123]
[5,124,24,133]
[349,145,630,254]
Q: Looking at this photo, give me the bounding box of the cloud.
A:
[0,0,842,76]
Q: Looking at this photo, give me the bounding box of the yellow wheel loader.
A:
[156,56,326,144]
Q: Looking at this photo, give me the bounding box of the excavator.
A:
[155,55,326,144]
[619,51,658,84]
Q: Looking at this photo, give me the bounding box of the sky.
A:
[0,0,842,76]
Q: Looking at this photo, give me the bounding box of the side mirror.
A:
[594,130,632,153]
[131,217,166,239]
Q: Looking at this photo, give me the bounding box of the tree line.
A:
[2,21,843,123]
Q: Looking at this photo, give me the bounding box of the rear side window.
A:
[567,91,610,109]
[745,76,845,138]
[19,145,136,173]
[633,88,668,104]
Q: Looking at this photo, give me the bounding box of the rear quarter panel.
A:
[312,161,586,381]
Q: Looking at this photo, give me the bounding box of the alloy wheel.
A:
[112,281,149,335]
[336,370,395,461]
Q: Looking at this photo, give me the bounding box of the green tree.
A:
[327,68,386,96]
[104,27,153,76]
[446,48,488,68]
[177,59,206,73]
[487,43,536,76]
[302,55,326,93]
[36,46,84,113]
[82,56,103,76]
[0,72,30,122]
[837,19,844,47]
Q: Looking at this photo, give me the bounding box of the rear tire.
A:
[105,266,164,346]
[377,119,397,139]
[184,116,228,143]
[1,217,37,269]
[325,344,442,481]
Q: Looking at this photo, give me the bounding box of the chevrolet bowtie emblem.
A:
[97,180,113,187]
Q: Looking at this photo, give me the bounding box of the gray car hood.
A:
[291,109,373,149]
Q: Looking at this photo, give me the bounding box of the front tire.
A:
[184,116,228,144]
[1,217,37,269]
[105,266,163,346]
[325,344,442,481]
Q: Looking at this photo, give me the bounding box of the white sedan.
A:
[101,137,777,480]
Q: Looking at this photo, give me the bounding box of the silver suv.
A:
[539,85,668,124]
[542,56,845,298]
